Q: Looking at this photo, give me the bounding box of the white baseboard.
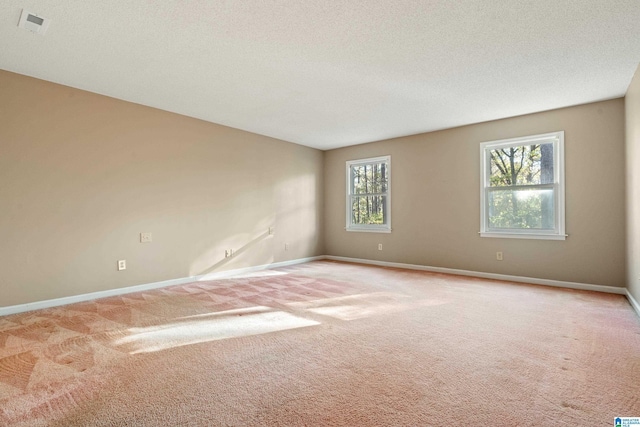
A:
[0,275,200,317]
[324,255,627,295]
[0,256,324,317]
[627,290,640,318]
[1,254,632,317]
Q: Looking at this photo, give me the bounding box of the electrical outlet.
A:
[117,260,126,270]
[225,249,233,258]
[285,243,289,251]
[140,232,152,243]
[378,243,383,251]
[269,227,274,235]
[496,252,503,261]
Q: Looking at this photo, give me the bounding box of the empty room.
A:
[1,1,640,426]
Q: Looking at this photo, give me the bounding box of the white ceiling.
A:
[1,1,639,150]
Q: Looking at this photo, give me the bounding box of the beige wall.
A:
[325,99,627,287]
[0,70,324,307]
[1,67,632,308]
[626,65,640,301]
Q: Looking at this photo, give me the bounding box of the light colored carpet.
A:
[0,260,639,426]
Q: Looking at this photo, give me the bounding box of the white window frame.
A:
[346,155,391,233]
[480,131,566,240]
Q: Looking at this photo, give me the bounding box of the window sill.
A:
[480,232,566,240]
[346,227,392,233]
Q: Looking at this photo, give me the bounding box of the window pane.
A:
[488,187,554,230]
[351,195,387,225]
[351,162,388,195]
[489,143,554,187]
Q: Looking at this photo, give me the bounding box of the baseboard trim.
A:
[324,255,627,295]
[0,256,324,317]
[626,290,640,318]
[1,255,630,317]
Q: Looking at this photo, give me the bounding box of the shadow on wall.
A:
[274,172,320,255]
[196,230,271,279]
[188,173,320,279]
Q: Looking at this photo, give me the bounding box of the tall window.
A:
[480,132,565,240]
[346,156,391,232]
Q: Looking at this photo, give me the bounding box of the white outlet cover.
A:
[117,260,126,270]
[140,232,152,243]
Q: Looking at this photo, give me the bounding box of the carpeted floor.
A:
[0,260,639,426]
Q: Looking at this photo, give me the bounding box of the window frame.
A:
[479,131,566,240]
[346,155,391,233]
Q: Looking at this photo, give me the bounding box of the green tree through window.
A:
[488,143,554,229]
[480,132,565,240]
[346,156,391,232]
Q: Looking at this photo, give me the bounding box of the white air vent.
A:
[18,9,51,35]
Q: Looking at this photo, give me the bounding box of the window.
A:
[346,156,391,232]
[480,131,565,240]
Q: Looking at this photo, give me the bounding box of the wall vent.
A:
[18,9,51,35]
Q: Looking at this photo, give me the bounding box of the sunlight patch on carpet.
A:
[199,270,289,281]
[113,306,319,354]
[286,292,448,321]
[228,270,289,279]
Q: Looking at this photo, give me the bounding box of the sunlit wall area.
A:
[626,64,640,303]
[0,70,324,307]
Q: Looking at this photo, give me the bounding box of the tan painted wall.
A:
[0,70,324,307]
[0,67,631,307]
[325,99,627,287]
[626,65,640,302]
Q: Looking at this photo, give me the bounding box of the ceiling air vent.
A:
[18,9,51,35]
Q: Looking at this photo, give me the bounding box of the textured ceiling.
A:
[1,1,639,150]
